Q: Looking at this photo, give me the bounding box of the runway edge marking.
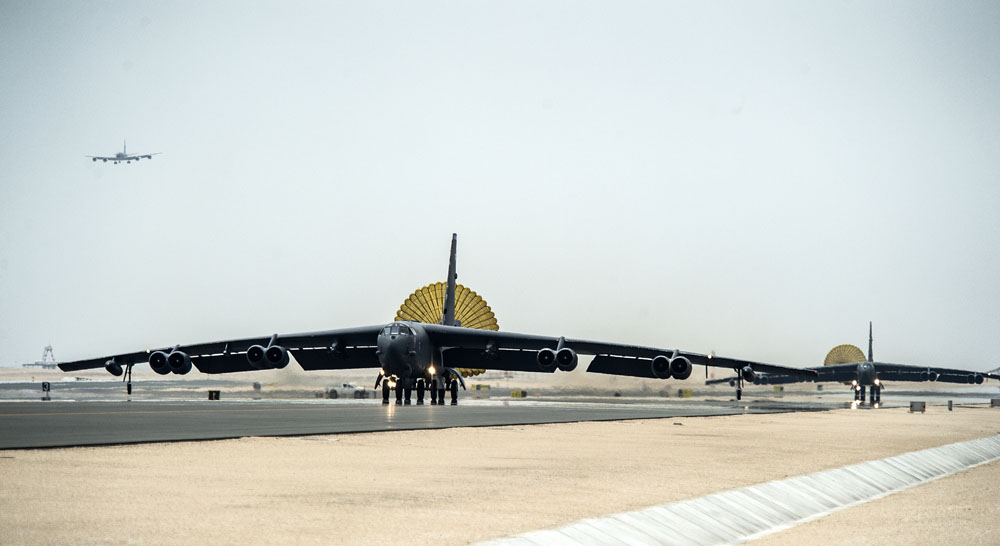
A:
[475,434,1000,546]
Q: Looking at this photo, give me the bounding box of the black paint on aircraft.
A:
[714,322,999,404]
[59,234,816,404]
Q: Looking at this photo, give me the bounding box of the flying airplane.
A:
[87,140,161,164]
[58,234,816,404]
[706,323,999,404]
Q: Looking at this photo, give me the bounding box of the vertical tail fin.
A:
[442,233,459,326]
[868,321,874,362]
[123,140,127,155]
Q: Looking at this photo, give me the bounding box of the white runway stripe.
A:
[477,434,1000,546]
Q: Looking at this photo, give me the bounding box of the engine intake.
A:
[149,351,171,375]
[536,348,556,372]
[247,345,268,369]
[670,356,693,380]
[741,365,756,383]
[651,355,672,379]
[167,351,192,375]
[555,348,577,372]
[265,346,290,369]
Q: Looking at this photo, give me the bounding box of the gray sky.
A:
[2,1,998,371]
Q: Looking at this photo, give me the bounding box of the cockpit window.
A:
[381,326,391,335]
[390,324,400,335]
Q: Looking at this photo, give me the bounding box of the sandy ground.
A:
[2,405,999,545]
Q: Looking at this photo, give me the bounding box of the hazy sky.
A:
[1,1,998,372]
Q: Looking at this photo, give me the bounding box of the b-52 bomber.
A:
[708,323,999,404]
[59,234,816,404]
[87,140,161,164]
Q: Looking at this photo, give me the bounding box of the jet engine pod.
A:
[105,360,123,377]
[536,348,557,372]
[149,351,171,375]
[670,356,693,380]
[265,346,290,369]
[741,365,756,383]
[651,355,672,379]
[555,348,577,372]
[167,351,192,375]
[246,345,269,369]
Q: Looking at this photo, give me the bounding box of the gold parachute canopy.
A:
[395,282,498,331]
[824,344,866,366]
[394,282,498,378]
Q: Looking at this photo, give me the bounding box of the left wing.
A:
[58,325,384,375]
[422,324,817,379]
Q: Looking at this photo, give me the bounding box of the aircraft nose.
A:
[384,337,413,377]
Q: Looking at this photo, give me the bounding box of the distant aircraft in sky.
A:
[58,234,816,404]
[87,140,160,164]
[706,323,999,404]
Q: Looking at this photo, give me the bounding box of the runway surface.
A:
[0,398,834,449]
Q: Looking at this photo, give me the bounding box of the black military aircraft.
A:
[709,323,999,404]
[59,234,816,404]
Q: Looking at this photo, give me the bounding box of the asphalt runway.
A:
[0,398,835,449]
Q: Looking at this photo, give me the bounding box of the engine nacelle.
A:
[246,345,269,369]
[105,360,123,376]
[149,351,171,375]
[167,351,192,375]
[741,365,756,383]
[536,348,557,372]
[670,356,693,380]
[265,346,290,369]
[651,355,672,379]
[555,348,578,372]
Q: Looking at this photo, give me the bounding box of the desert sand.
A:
[2,404,999,545]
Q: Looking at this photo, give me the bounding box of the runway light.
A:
[428,366,436,375]
[874,378,880,385]
[874,403,880,409]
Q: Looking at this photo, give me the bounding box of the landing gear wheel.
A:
[395,385,403,405]
[437,388,446,405]
[404,387,412,405]
[450,380,458,405]
[382,382,390,405]
[859,386,866,405]
[416,380,425,405]
[736,388,742,401]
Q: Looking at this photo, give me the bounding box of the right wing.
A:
[420,324,817,379]
[58,325,385,374]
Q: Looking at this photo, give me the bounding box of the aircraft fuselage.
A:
[376,322,435,379]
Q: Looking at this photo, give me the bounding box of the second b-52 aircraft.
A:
[87,140,161,164]
[59,234,816,403]
[708,323,999,404]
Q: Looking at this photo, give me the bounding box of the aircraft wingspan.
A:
[57,325,384,374]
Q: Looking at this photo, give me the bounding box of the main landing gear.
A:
[378,375,461,406]
[853,385,882,405]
